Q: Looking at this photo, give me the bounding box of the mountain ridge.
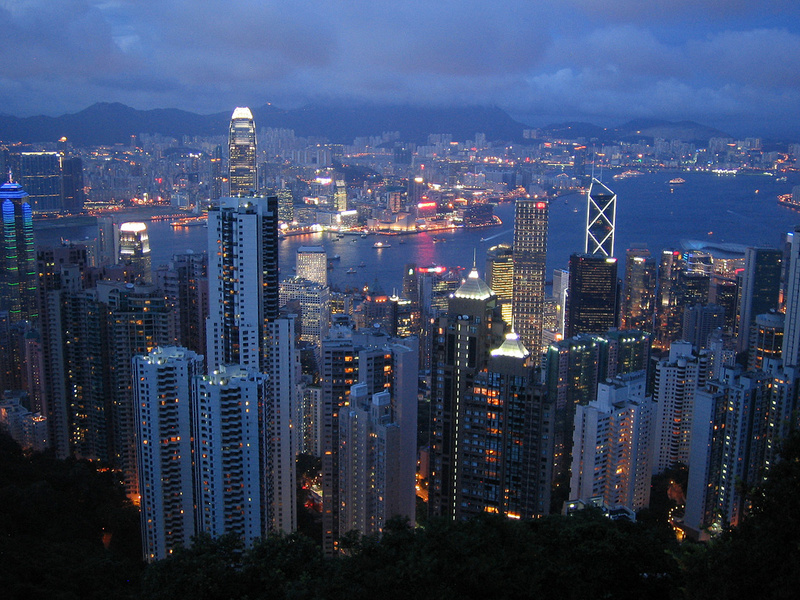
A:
[0,102,731,147]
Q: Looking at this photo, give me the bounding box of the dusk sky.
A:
[2,0,799,137]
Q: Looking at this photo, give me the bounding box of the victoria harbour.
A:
[35,170,800,291]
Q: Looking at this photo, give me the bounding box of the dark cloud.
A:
[0,0,799,137]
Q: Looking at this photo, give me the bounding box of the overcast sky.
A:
[2,0,799,137]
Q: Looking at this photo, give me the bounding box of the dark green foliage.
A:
[5,429,800,599]
[0,432,142,599]
[680,431,800,600]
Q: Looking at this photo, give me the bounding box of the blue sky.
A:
[1,0,799,137]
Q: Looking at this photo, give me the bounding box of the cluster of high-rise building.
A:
[2,106,800,562]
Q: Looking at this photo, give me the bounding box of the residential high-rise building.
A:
[512,200,548,360]
[321,327,418,554]
[736,247,782,352]
[565,254,619,338]
[783,225,800,367]
[569,371,654,513]
[622,247,656,332]
[36,243,92,459]
[100,281,173,498]
[585,178,616,257]
[485,244,514,327]
[228,107,257,196]
[194,365,269,545]
[339,385,403,538]
[206,194,297,534]
[134,347,203,562]
[155,252,209,356]
[206,196,280,370]
[748,311,784,371]
[296,246,328,286]
[0,181,36,323]
[685,366,774,535]
[651,341,710,475]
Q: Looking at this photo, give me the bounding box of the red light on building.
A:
[418,202,437,209]
[535,202,546,209]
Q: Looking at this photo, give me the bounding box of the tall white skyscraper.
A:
[783,226,800,367]
[134,347,203,562]
[652,341,709,474]
[194,365,268,544]
[228,107,257,196]
[206,195,297,534]
[570,371,654,512]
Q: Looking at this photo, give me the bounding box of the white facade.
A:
[206,195,297,534]
[339,385,402,538]
[296,246,327,287]
[194,365,267,545]
[279,277,331,347]
[783,227,800,367]
[652,341,709,474]
[134,347,203,562]
[570,372,654,512]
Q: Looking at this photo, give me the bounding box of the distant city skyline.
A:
[1,1,799,138]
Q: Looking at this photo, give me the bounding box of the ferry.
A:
[613,170,644,180]
[373,241,391,248]
[668,178,686,185]
[778,193,800,210]
[346,268,357,274]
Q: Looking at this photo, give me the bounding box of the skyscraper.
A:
[737,247,782,352]
[296,246,328,286]
[228,107,257,196]
[485,244,514,327]
[134,347,203,562]
[206,196,280,370]
[512,200,549,360]
[206,194,297,534]
[0,181,36,323]
[585,178,616,257]
[429,269,505,519]
[19,152,61,214]
[622,247,656,332]
[651,341,710,475]
[570,371,654,513]
[118,222,152,283]
[565,254,620,338]
[783,225,800,367]
[321,327,418,554]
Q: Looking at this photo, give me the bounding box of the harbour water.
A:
[34,171,800,292]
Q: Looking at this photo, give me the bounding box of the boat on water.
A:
[613,170,644,180]
[359,261,366,268]
[778,193,800,210]
[669,178,686,185]
[373,241,391,248]
[331,254,341,260]
[346,268,357,274]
